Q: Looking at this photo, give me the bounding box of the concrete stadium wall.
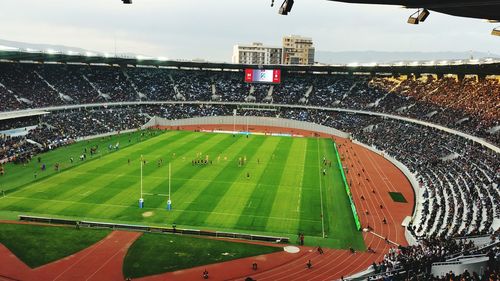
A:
[431,256,490,278]
[152,116,351,138]
[76,128,137,142]
[75,117,154,141]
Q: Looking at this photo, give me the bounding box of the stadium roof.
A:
[0,110,49,121]
[0,48,499,76]
[330,0,500,21]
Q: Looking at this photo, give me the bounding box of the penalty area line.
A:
[143,192,169,197]
[316,138,326,239]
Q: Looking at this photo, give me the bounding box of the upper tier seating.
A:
[0,62,497,145]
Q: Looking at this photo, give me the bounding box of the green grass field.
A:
[0,223,110,268]
[0,130,364,249]
[123,232,282,278]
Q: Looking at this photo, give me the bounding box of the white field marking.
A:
[79,191,91,196]
[12,133,206,194]
[362,148,402,242]
[50,233,112,280]
[5,195,322,224]
[247,201,253,208]
[341,145,389,248]
[296,140,307,213]
[27,171,321,192]
[341,146,399,262]
[316,138,326,238]
[71,161,318,175]
[84,235,133,281]
[142,192,169,197]
[296,192,301,212]
[369,231,400,246]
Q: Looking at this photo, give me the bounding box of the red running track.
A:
[0,230,141,281]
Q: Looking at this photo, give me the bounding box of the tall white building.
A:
[282,35,315,65]
[232,42,283,65]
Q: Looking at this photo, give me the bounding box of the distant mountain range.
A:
[315,50,499,64]
[1,39,498,64]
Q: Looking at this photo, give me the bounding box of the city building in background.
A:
[232,42,283,65]
[282,35,315,65]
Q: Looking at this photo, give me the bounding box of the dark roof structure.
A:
[0,49,499,76]
[331,0,500,21]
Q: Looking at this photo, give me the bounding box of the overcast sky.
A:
[0,0,498,61]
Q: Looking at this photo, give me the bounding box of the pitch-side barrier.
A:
[18,215,290,243]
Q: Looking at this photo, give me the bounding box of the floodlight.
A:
[279,0,294,15]
[418,9,430,22]
[492,27,500,36]
[408,10,420,25]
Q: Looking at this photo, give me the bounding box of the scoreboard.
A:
[244,69,281,84]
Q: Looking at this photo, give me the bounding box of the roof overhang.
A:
[330,0,500,21]
[0,49,499,76]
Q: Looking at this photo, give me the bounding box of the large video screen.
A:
[244,69,281,84]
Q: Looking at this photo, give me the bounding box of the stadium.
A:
[0,1,499,281]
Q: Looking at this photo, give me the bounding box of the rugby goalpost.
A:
[138,155,172,210]
[167,163,172,210]
[139,155,144,208]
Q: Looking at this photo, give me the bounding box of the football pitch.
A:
[0,130,364,249]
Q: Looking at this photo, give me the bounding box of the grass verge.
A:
[389,192,408,203]
[0,223,110,268]
[123,232,282,278]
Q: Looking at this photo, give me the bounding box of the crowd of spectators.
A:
[0,62,498,275]
[0,107,148,163]
[0,134,39,164]
[372,238,477,274]
[0,116,39,131]
[369,232,499,280]
[0,62,497,144]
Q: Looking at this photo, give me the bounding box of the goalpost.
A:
[138,156,172,210]
[139,155,144,208]
[167,162,172,210]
